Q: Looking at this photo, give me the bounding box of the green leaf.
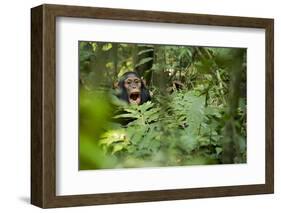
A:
[215,147,223,155]
[138,48,154,55]
[102,43,112,51]
[135,57,153,67]
[113,113,140,119]
[112,144,125,154]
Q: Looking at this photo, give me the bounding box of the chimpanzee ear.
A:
[141,77,147,87]
[113,81,119,89]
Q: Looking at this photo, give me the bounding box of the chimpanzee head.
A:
[116,71,151,105]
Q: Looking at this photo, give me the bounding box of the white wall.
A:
[0,0,279,212]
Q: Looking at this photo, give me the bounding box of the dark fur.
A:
[117,71,151,104]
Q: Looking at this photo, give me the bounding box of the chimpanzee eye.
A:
[135,79,140,83]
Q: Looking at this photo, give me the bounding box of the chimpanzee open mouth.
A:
[129,92,141,104]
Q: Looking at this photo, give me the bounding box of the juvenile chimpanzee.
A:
[116,71,151,105]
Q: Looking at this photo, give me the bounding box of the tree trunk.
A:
[222,49,244,164]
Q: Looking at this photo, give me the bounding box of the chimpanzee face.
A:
[116,71,151,105]
[124,74,142,105]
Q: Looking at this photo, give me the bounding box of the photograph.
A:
[79,41,247,170]
[30,3,274,208]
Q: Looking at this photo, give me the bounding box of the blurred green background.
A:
[79,41,247,170]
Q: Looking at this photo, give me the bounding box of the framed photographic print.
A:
[31,4,274,208]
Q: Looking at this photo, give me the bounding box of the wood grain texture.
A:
[31,5,57,208]
[31,4,274,208]
[44,4,272,28]
[265,20,274,193]
[31,5,43,207]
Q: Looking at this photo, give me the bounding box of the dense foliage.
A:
[79,41,246,170]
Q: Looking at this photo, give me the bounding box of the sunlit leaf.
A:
[102,43,112,51]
